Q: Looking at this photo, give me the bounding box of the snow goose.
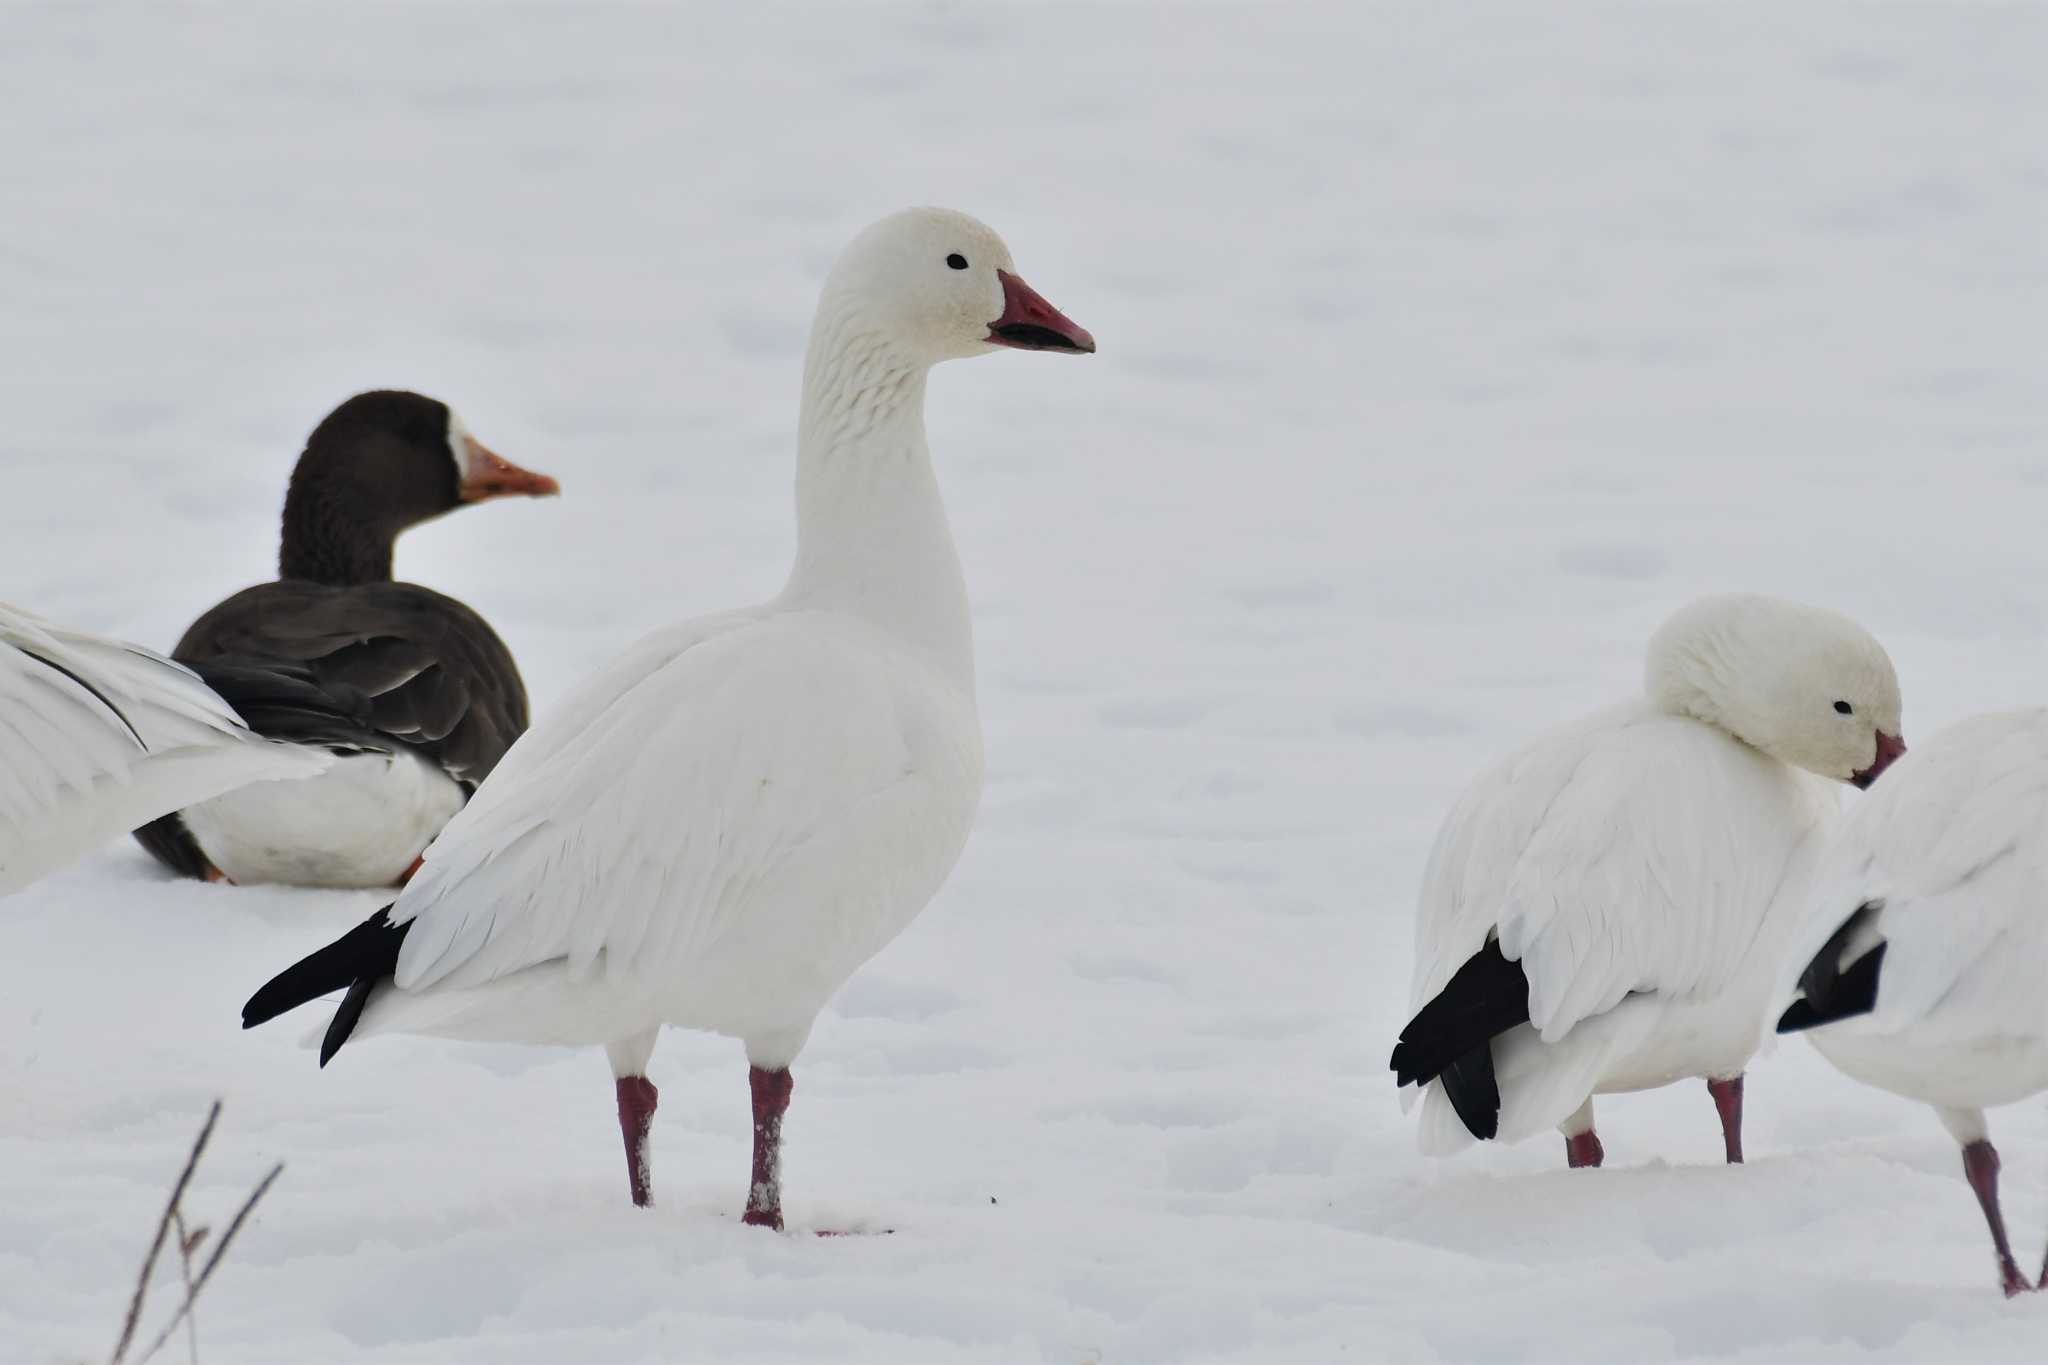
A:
[1778,709,2048,1296]
[242,208,1094,1226]
[1,601,328,896]
[133,391,557,889]
[1392,595,1904,1167]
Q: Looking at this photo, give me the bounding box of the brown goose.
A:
[134,390,558,887]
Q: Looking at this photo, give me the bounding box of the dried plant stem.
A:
[170,1210,201,1365]
[109,1101,221,1365]
[132,1162,284,1365]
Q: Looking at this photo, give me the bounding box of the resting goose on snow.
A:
[1,601,328,896]
[133,391,557,888]
[243,208,1095,1227]
[1779,709,2048,1296]
[1392,595,1904,1167]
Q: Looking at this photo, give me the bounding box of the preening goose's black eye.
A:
[946,253,968,270]
[1834,700,1854,715]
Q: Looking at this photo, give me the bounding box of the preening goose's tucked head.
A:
[818,207,1096,367]
[280,390,559,585]
[1644,594,1905,787]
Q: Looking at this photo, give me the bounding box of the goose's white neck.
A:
[779,299,974,687]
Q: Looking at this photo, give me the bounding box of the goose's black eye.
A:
[945,253,968,270]
[1834,700,1854,716]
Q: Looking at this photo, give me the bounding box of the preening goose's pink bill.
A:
[1779,709,2048,1297]
[242,208,1095,1232]
[0,601,328,898]
[1392,594,1903,1168]
[133,390,556,890]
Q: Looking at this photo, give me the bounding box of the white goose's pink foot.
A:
[615,1075,658,1208]
[1565,1130,1604,1168]
[1708,1075,1744,1164]
[1961,1140,2032,1297]
[743,1066,793,1230]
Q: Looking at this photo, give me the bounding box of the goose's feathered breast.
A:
[1414,702,1838,1043]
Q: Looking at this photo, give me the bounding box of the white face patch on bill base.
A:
[440,410,560,503]
[445,408,476,484]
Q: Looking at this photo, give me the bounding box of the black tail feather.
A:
[1390,939,1532,1141]
[132,811,214,880]
[1777,902,1887,1034]
[243,905,409,1066]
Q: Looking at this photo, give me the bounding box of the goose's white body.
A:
[353,227,1001,1073]
[1783,709,2048,1124]
[1408,700,1840,1152]
[358,608,983,1065]
[185,748,464,889]
[0,602,330,896]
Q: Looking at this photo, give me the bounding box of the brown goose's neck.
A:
[278,475,397,585]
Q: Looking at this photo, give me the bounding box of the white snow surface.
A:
[4,5,2048,1362]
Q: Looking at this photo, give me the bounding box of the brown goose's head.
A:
[279,390,558,585]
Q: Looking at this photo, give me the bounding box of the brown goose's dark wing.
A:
[169,580,529,788]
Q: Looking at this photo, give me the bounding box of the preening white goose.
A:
[243,207,1095,1227]
[1391,595,1904,1167]
[1779,709,2048,1297]
[0,601,330,896]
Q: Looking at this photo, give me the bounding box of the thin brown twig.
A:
[109,1101,222,1365]
[132,1162,284,1365]
[170,1210,202,1365]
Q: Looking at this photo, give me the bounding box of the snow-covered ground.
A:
[4,4,2047,1361]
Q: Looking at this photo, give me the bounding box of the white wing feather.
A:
[1414,702,1831,1043]
[0,601,331,895]
[388,610,956,1004]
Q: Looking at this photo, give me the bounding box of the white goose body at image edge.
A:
[0,602,329,896]
[1778,708,2048,1295]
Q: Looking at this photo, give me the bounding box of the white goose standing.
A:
[1779,708,2048,1297]
[244,207,1095,1226]
[1,601,328,896]
[1392,595,1905,1166]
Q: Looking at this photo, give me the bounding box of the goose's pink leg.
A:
[1961,1141,2031,1297]
[1561,1098,1603,1168]
[1708,1075,1744,1164]
[615,1076,659,1208]
[743,1066,794,1229]
[607,1031,661,1208]
[1564,1131,1605,1168]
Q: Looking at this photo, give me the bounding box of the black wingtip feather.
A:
[243,905,409,1060]
[320,976,380,1066]
[1439,1042,1502,1140]
[1778,941,1887,1034]
[1390,939,1533,1142]
[1776,902,1887,1035]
